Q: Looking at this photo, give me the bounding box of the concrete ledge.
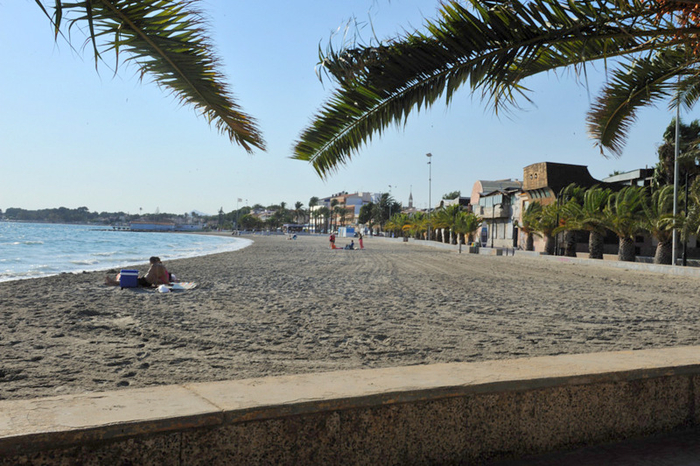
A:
[540,255,700,277]
[389,236,700,277]
[3,347,700,464]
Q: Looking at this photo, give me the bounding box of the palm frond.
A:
[640,184,678,241]
[587,49,695,157]
[41,0,265,152]
[294,0,684,176]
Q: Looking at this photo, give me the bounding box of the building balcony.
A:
[477,205,510,218]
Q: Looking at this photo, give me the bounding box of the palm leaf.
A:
[587,49,697,157]
[641,185,678,241]
[294,0,698,177]
[293,0,683,176]
[39,0,264,152]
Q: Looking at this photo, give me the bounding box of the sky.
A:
[0,1,690,216]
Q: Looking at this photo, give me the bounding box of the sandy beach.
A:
[1,234,699,401]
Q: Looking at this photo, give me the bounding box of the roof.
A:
[478,179,523,196]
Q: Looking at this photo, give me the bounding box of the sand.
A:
[1,233,699,401]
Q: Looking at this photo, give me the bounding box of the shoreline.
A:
[0,227,251,284]
[2,233,700,401]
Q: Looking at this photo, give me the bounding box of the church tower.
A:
[408,187,414,209]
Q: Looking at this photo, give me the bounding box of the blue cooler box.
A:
[119,269,139,288]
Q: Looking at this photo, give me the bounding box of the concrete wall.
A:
[3,347,700,465]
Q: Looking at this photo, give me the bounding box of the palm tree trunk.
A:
[588,231,604,259]
[563,231,577,257]
[544,234,555,255]
[618,237,636,262]
[526,233,534,251]
[653,239,672,265]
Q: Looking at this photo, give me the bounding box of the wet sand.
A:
[1,234,699,401]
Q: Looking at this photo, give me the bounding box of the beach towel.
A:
[167,282,197,291]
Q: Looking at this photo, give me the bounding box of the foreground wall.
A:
[2,347,700,465]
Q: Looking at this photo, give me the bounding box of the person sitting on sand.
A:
[105,256,172,287]
[344,240,355,250]
[145,257,172,285]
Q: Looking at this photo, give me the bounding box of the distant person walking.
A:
[358,232,364,249]
[329,233,336,249]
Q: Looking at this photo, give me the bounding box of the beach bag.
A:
[119,270,139,289]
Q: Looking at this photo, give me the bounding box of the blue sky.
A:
[0,1,686,216]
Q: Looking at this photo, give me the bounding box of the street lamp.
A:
[388,185,394,220]
[427,153,432,241]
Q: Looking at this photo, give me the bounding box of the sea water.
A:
[0,222,251,283]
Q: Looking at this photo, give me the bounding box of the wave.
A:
[0,226,251,283]
[69,260,100,266]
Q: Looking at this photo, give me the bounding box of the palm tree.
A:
[557,184,586,257]
[317,206,331,233]
[330,199,339,232]
[404,212,428,239]
[431,208,453,243]
[521,202,543,252]
[359,202,375,234]
[294,201,306,225]
[386,213,411,238]
[312,209,323,234]
[653,119,700,187]
[603,186,646,262]
[641,185,679,264]
[293,0,699,176]
[533,204,559,255]
[683,178,700,243]
[444,204,463,244]
[334,205,347,229]
[560,186,612,259]
[373,193,398,232]
[39,1,264,152]
[453,211,482,245]
[309,197,319,233]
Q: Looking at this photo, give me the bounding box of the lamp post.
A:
[672,104,680,265]
[235,198,240,232]
[388,185,395,221]
[427,153,432,241]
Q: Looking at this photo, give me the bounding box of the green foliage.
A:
[358,202,374,225]
[653,119,700,187]
[452,211,482,243]
[603,186,647,240]
[370,194,401,227]
[560,185,611,235]
[239,214,263,230]
[640,185,676,241]
[4,206,98,223]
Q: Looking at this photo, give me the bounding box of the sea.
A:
[0,222,251,283]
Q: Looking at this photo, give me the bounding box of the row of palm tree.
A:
[522,183,697,264]
[385,205,483,246]
[378,180,700,265]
